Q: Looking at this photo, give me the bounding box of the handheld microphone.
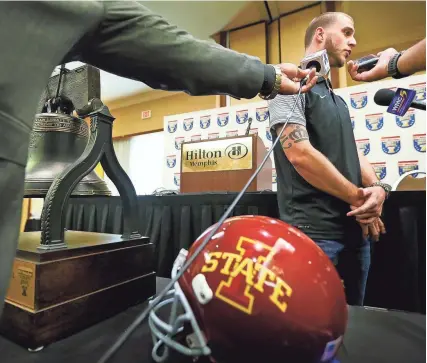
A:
[374,88,426,115]
[354,55,379,73]
[300,49,330,86]
[245,117,253,136]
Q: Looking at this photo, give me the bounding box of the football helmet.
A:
[149,215,347,363]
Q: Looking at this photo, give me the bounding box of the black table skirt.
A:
[25,191,426,313]
[0,277,425,363]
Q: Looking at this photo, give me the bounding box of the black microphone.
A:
[374,88,426,111]
[245,117,253,136]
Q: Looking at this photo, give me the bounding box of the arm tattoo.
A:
[279,125,309,149]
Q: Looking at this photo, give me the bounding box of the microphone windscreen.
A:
[374,89,395,106]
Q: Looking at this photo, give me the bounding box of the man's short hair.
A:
[304,12,354,49]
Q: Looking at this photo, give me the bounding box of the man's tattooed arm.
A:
[279,124,309,149]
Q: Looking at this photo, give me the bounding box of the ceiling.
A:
[61,1,319,103]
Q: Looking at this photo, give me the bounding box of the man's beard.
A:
[325,37,345,68]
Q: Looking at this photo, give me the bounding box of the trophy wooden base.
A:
[0,231,156,350]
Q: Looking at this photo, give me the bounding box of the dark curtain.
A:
[25,191,425,313]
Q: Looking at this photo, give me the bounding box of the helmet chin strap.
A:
[97,85,306,363]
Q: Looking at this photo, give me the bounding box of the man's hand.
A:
[358,217,386,242]
[347,186,386,222]
[347,48,398,82]
[277,64,317,94]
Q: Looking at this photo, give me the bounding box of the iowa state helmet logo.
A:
[365,113,384,131]
[166,155,176,168]
[167,120,177,133]
[371,162,387,180]
[256,107,269,122]
[350,92,368,109]
[217,113,229,127]
[236,110,249,124]
[183,118,194,132]
[413,134,426,153]
[396,109,416,128]
[382,136,401,155]
[356,139,370,156]
[200,115,211,129]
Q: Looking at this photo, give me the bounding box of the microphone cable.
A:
[97,81,306,363]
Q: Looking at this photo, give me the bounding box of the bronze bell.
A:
[24,97,111,197]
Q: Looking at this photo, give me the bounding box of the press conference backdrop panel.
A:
[163,75,425,191]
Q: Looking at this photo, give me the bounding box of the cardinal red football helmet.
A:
[149,215,347,363]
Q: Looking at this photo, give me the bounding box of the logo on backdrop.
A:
[173,173,181,187]
[272,168,277,184]
[175,136,185,150]
[356,139,370,156]
[200,115,211,129]
[413,134,426,153]
[226,130,239,137]
[396,109,416,128]
[381,136,401,155]
[183,118,194,131]
[350,91,368,109]
[166,155,176,168]
[167,120,177,133]
[398,160,419,177]
[266,128,272,141]
[208,132,219,139]
[410,82,426,101]
[236,110,249,124]
[256,107,269,122]
[351,116,355,130]
[191,134,201,142]
[217,113,229,127]
[365,113,384,131]
[371,162,387,180]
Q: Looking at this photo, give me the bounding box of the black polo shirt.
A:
[268,77,362,241]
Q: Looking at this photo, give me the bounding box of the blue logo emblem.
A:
[236,110,248,124]
[396,110,415,128]
[256,107,269,122]
[365,113,384,131]
[413,134,426,153]
[200,115,211,129]
[356,139,370,156]
[173,173,180,187]
[398,161,419,177]
[217,113,229,127]
[372,163,387,180]
[410,82,426,101]
[350,92,368,109]
[382,136,401,155]
[166,155,176,168]
[266,128,272,141]
[167,120,177,133]
[175,137,184,150]
[183,118,194,132]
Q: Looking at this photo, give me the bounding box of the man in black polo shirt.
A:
[268,12,390,306]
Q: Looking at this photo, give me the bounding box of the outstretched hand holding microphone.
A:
[347,38,426,82]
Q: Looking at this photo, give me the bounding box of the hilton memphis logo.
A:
[184,143,247,168]
[182,137,252,173]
